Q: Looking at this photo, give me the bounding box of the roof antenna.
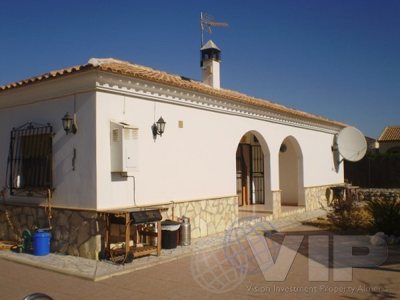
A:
[200,12,229,46]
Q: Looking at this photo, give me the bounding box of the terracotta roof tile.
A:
[0,64,93,91]
[0,58,346,128]
[378,126,400,141]
[95,60,345,128]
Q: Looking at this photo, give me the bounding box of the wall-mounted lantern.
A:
[152,116,166,140]
[62,112,78,135]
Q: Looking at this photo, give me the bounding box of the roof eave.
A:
[0,60,346,130]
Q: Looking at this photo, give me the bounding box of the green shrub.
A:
[366,197,400,235]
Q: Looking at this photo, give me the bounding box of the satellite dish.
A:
[336,127,367,162]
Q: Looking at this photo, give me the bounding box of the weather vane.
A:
[200,12,229,46]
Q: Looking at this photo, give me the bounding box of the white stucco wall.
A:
[0,88,97,209]
[0,71,344,211]
[279,138,302,205]
[96,91,239,209]
[95,89,344,210]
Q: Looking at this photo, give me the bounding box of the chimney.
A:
[200,40,221,89]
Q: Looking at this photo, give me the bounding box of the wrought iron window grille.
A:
[7,122,53,197]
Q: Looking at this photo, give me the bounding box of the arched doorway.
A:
[236,131,271,207]
[279,136,305,206]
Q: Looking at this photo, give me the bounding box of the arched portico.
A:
[235,131,272,210]
[279,136,305,206]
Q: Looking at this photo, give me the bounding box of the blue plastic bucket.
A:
[33,230,51,256]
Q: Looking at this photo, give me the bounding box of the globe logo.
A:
[191,216,279,293]
[190,244,248,294]
[224,216,279,275]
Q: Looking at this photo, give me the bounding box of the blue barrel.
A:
[33,230,51,256]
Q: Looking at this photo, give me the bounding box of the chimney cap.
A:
[200,40,221,51]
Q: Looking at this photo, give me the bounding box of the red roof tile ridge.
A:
[95,59,346,128]
[0,57,346,128]
[378,126,400,141]
[0,63,94,91]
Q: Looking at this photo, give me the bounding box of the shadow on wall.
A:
[332,134,341,173]
[111,173,128,182]
[279,136,304,206]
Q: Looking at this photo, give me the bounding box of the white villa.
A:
[0,41,346,259]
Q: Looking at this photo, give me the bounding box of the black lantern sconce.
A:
[62,112,78,135]
[152,116,166,140]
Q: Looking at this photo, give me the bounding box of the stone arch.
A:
[235,131,272,210]
[279,136,305,206]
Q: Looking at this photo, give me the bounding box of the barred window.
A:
[7,122,53,196]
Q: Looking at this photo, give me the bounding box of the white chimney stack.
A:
[200,40,221,89]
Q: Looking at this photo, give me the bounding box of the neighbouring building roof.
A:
[378,126,400,142]
[0,58,346,128]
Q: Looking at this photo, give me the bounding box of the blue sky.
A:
[0,0,398,138]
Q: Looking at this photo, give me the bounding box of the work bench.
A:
[104,208,162,262]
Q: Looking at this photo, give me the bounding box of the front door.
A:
[251,145,265,204]
[236,144,251,206]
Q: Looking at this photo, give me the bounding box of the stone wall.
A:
[0,205,105,260]
[0,189,347,260]
[160,196,238,238]
[271,191,282,216]
[304,185,333,211]
[0,196,239,259]
[358,189,400,201]
[303,186,400,210]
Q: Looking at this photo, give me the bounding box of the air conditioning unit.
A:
[110,121,139,174]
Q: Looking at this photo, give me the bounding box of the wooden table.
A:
[105,209,162,263]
